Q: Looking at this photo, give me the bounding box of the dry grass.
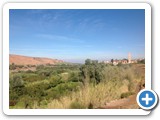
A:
[47,65,144,109]
[48,80,125,109]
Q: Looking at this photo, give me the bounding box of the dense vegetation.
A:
[9,60,145,109]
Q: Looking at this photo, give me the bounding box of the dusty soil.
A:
[10,54,63,65]
[99,94,139,109]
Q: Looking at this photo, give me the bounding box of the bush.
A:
[9,63,16,70]
[9,90,18,103]
[22,73,44,82]
[68,72,79,82]
[40,99,48,107]
[10,74,24,88]
[46,82,82,99]
[25,82,48,98]
[26,70,34,73]
[17,65,24,68]
[69,101,86,109]
[16,95,33,108]
[38,70,51,77]
[9,100,17,106]
[120,92,135,98]
[36,65,45,70]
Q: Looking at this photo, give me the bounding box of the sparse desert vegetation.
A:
[9,57,145,109]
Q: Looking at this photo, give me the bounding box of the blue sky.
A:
[10,9,145,63]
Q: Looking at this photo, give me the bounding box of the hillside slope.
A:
[9,54,63,65]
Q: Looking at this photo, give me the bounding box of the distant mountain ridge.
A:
[9,54,63,65]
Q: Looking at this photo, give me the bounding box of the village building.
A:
[128,53,131,63]
[121,59,128,64]
[102,53,139,65]
[102,60,110,64]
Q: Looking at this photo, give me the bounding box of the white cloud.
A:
[36,34,85,43]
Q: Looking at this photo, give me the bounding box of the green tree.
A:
[10,74,24,88]
[111,59,114,64]
[85,59,92,65]
[92,60,98,65]
[80,65,90,86]
[80,60,105,86]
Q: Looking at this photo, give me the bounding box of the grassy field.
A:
[9,61,145,109]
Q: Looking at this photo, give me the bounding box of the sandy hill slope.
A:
[9,54,63,65]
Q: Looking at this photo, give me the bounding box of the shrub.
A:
[9,100,17,106]
[39,99,48,107]
[69,101,86,109]
[26,70,34,73]
[16,95,34,108]
[10,74,24,88]
[17,65,24,68]
[22,73,44,82]
[68,72,79,82]
[120,92,135,98]
[9,63,16,70]
[38,70,51,77]
[46,82,82,99]
[9,89,18,106]
[25,82,48,98]
[36,65,45,70]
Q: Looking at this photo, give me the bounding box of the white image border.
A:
[3,2,151,115]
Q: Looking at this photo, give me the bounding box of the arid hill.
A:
[9,54,63,65]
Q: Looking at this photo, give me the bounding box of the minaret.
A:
[128,53,131,63]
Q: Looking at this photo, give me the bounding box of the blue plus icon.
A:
[142,93,153,105]
[137,89,158,110]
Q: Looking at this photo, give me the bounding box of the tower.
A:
[128,53,131,63]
